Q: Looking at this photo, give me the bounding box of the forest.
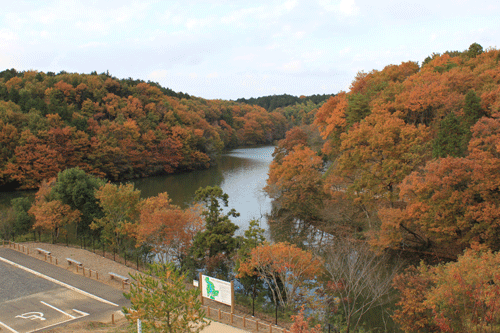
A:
[236,93,334,112]
[1,42,500,332]
[0,69,302,190]
[263,42,500,332]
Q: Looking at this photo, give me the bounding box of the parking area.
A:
[0,250,125,333]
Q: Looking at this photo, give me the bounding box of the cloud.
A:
[339,47,351,56]
[318,0,359,17]
[0,29,17,42]
[78,41,107,49]
[339,0,359,16]
[148,69,169,80]
[185,17,214,30]
[282,60,302,72]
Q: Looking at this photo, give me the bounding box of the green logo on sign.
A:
[205,277,219,299]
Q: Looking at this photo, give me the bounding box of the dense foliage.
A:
[264,43,500,331]
[0,69,288,190]
[267,43,500,258]
[393,246,500,333]
[3,42,500,332]
[236,93,333,112]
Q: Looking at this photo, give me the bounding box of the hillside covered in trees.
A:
[4,41,500,331]
[265,43,500,331]
[0,70,299,190]
[236,93,334,112]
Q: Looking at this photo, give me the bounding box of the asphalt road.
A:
[0,247,129,333]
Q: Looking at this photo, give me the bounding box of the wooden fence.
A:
[202,303,290,333]
[2,240,292,332]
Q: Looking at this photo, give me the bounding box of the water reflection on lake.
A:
[131,146,274,236]
[0,146,275,237]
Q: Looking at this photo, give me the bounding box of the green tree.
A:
[432,112,468,158]
[467,42,483,58]
[463,89,484,128]
[123,262,209,333]
[91,183,141,254]
[11,197,34,236]
[51,168,106,237]
[187,186,240,279]
[193,185,239,229]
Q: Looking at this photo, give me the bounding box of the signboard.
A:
[201,274,232,306]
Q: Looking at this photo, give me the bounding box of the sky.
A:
[0,0,499,100]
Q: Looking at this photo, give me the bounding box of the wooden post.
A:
[218,308,221,320]
[256,320,259,331]
[96,271,99,280]
[55,258,58,265]
[269,322,272,333]
[231,280,235,314]
[199,272,204,305]
[230,312,233,325]
[207,306,210,317]
[243,316,246,328]
[44,253,47,261]
[112,313,115,324]
[49,256,52,263]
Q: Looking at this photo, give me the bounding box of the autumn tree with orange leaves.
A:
[266,145,325,226]
[237,242,323,311]
[376,112,500,256]
[289,305,322,333]
[135,192,204,267]
[28,178,81,243]
[393,246,500,333]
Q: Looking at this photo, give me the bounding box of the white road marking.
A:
[25,310,90,333]
[15,312,45,321]
[72,309,90,316]
[0,320,19,333]
[0,255,119,307]
[40,301,76,319]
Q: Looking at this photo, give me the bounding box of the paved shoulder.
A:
[0,248,128,307]
[0,248,128,332]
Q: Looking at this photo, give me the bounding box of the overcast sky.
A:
[0,0,498,100]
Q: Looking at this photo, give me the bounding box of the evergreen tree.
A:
[433,112,468,158]
[463,89,484,128]
[51,168,106,237]
[11,197,34,236]
[186,186,240,279]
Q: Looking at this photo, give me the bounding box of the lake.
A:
[0,145,275,237]
[131,145,275,236]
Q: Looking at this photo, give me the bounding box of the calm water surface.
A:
[0,146,275,237]
[131,146,274,235]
